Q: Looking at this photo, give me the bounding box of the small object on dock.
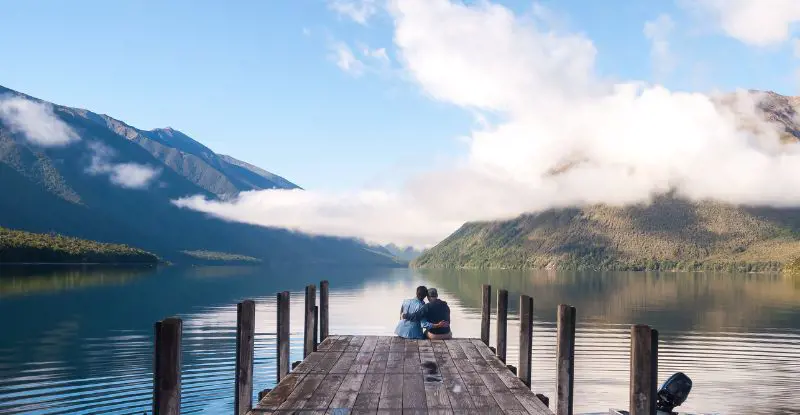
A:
[507,364,517,375]
[497,289,509,363]
[519,294,534,388]
[556,304,576,415]
[257,388,271,401]
[537,393,550,407]
[292,360,300,369]
[481,284,491,345]
[153,317,182,415]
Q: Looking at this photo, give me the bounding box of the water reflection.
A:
[0,267,797,414]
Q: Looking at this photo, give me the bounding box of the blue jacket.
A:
[394,298,427,339]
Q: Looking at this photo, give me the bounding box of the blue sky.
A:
[2,0,799,191]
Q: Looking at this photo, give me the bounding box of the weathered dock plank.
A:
[251,336,554,415]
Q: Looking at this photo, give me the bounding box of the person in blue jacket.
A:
[395,286,429,339]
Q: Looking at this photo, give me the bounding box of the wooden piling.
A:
[320,280,329,342]
[276,291,290,382]
[313,305,319,352]
[496,289,508,363]
[303,284,316,358]
[518,294,533,388]
[630,324,656,415]
[651,329,659,415]
[555,304,576,415]
[480,284,491,346]
[234,300,255,415]
[153,317,182,415]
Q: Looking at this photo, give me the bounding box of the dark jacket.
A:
[405,299,451,335]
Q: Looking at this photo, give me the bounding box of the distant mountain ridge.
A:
[0,85,396,266]
[414,91,800,271]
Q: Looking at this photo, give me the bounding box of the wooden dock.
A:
[151,281,664,415]
[251,335,553,414]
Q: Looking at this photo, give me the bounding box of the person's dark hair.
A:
[415,285,428,301]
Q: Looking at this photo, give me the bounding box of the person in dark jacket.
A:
[402,287,452,339]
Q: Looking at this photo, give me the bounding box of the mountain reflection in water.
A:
[0,266,797,414]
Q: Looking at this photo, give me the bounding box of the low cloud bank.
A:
[87,142,161,189]
[0,96,79,147]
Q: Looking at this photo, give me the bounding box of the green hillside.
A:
[0,227,159,264]
[413,197,800,272]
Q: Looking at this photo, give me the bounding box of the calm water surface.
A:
[0,265,798,414]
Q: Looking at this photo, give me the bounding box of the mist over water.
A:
[0,266,798,414]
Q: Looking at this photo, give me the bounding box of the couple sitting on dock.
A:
[394,286,452,340]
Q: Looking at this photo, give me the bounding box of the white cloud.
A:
[177,0,800,248]
[362,46,390,63]
[686,0,800,46]
[644,14,676,79]
[328,0,379,25]
[0,96,79,147]
[330,41,365,76]
[87,142,161,189]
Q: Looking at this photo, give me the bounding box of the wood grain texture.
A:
[481,284,491,346]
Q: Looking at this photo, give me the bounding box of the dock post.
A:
[496,289,508,363]
[518,295,533,388]
[234,300,256,415]
[630,324,657,415]
[555,304,576,415]
[481,284,491,346]
[303,284,316,358]
[153,317,182,415]
[313,305,319,352]
[320,280,329,342]
[277,291,290,382]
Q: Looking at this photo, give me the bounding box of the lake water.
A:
[0,265,798,414]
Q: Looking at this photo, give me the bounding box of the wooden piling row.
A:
[149,281,665,415]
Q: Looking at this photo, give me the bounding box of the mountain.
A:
[0,85,397,266]
[383,244,424,262]
[414,92,800,272]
